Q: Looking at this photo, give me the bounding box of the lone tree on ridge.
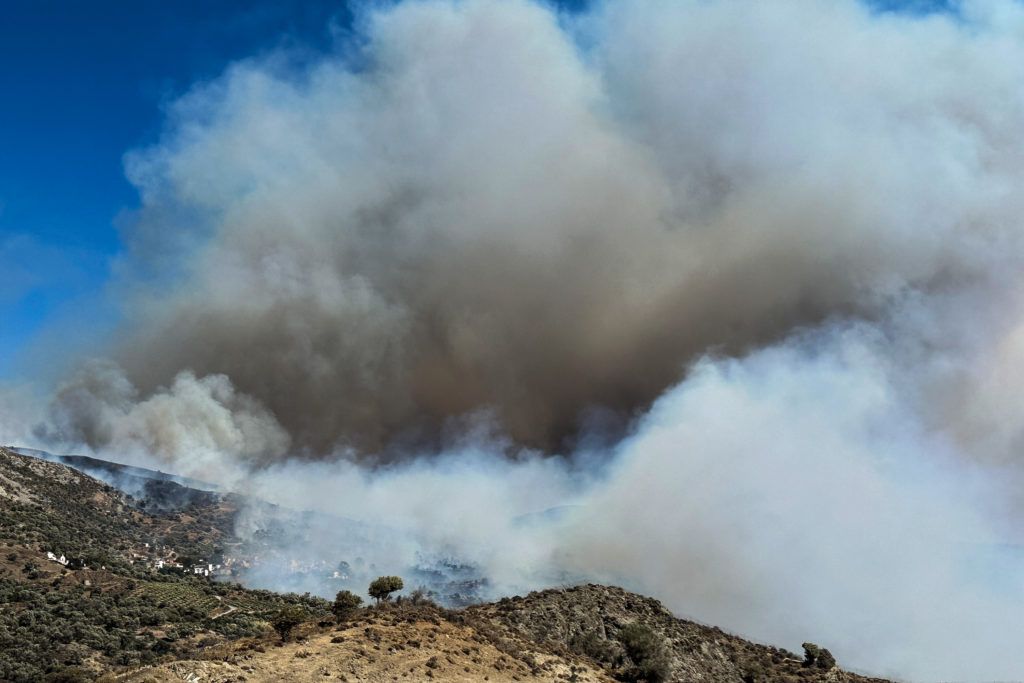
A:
[368,575,403,604]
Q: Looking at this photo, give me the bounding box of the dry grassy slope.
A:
[116,587,893,683]
[117,602,613,683]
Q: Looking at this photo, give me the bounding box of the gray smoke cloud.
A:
[52,0,1024,457]
[10,0,1024,678]
[234,305,1024,681]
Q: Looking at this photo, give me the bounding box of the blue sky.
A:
[0,0,952,383]
[0,0,355,379]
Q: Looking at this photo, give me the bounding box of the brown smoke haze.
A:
[44,0,1024,461]
[8,0,1024,679]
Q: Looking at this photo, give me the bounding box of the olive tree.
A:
[271,605,308,641]
[368,575,403,604]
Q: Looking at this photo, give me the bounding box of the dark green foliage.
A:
[43,668,92,682]
[0,450,336,679]
[0,567,328,681]
[368,575,404,603]
[617,623,670,683]
[271,605,309,641]
[405,586,439,606]
[802,642,836,669]
[569,629,618,663]
[333,589,362,619]
[740,660,766,682]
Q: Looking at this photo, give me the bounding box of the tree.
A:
[368,575,403,604]
[271,605,308,641]
[333,589,362,619]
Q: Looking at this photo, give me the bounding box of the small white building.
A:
[46,552,68,566]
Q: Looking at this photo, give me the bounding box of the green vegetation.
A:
[0,573,329,682]
[132,581,227,613]
[0,476,141,562]
[333,589,362,619]
[271,605,309,641]
[0,448,336,681]
[617,623,670,683]
[802,642,836,669]
[368,575,403,604]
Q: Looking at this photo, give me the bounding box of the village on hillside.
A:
[42,539,356,587]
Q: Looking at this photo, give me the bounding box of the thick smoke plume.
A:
[46,0,1024,459]
[9,0,1024,679]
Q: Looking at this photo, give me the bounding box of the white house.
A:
[46,552,68,566]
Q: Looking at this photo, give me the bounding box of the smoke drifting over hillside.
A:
[9,0,1024,678]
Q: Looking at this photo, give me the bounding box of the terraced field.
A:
[133,580,322,619]
[133,581,228,615]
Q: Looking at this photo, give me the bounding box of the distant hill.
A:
[0,446,328,682]
[12,447,220,511]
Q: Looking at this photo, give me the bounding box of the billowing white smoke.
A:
[8,0,1024,679]
[234,299,1024,681]
[39,359,290,477]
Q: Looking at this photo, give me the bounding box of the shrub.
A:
[740,660,765,682]
[569,630,616,663]
[617,623,669,683]
[44,669,92,683]
[802,642,835,669]
[333,590,362,619]
[408,586,437,606]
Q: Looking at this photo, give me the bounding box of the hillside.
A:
[0,447,891,682]
[119,586,890,683]
[0,447,329,682]
[0,445,143,560]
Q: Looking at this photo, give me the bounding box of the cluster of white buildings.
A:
[148,558,217,575]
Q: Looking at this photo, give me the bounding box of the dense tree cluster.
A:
[0,573,329,682]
